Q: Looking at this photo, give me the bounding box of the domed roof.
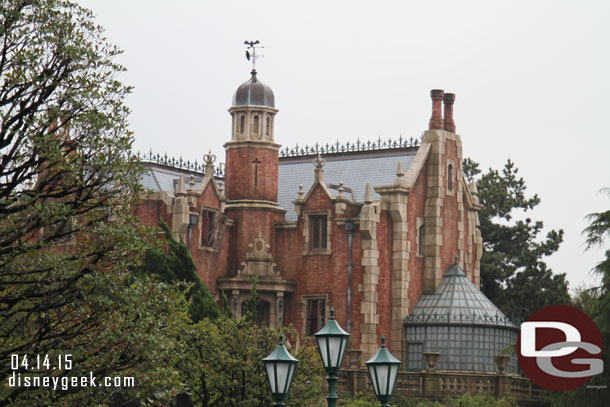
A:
[232,70,275,107]
[405,259,517,329]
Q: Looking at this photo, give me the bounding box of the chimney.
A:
[443,93,456,133]
[428,89,444,130]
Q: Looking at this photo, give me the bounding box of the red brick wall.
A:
[225,145,278,202]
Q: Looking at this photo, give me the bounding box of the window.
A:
[253,116,259,135]
[306,299,326,336]
[447,164,453,191]
[418,224,425,256]
[309,215,327,250]
[201,210,216,247]
[239,115,245,134]
[266,116,271,136]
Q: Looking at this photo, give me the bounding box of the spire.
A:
[203,150,216,178]
[396,161,405,178]
[313,154,326,183]
[176,174,186,196]
[364,182,373,204]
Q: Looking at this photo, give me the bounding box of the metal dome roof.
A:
[232,70,275,107]
[405,260,517,329]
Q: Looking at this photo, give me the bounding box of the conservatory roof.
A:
[405,259,518,329]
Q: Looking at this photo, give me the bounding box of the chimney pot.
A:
[429,89,445,130]
[443,93,456,133]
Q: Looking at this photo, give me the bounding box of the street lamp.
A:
[263,333,298,406]
[366,335,401,407]
[314,306,350,407]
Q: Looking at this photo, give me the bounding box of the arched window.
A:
[253,116,259,134]
[239,115,245,134]
[448,164,454,191]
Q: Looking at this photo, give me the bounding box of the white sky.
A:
[78,0,610,290]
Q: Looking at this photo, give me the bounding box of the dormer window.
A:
[310,215,327,250]
[201,210,216,247]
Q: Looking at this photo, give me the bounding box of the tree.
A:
[0,1,186,405]
[178,317,324,407]
[463,158,570,318]
[138,220,224,322]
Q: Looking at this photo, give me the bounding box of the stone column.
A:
[358,182,380,363]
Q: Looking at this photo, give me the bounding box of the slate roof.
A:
[278,148,418,220]
[138,147,419,222]
[139,163,210,193]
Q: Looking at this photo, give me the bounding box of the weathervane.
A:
[244,40,264,71]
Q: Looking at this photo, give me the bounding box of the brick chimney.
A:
[428,89,444,130]
[443,93,456,133]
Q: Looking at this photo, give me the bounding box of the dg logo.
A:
[518,305,604,391]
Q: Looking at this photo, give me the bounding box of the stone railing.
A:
[337,369,548,407]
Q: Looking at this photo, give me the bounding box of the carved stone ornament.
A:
[237,231,281,279]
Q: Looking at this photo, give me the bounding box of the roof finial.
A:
[396,161,405,178]
[244,40,264,72]
[364,182,373,204]
[455,254,459,265]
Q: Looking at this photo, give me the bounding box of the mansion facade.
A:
[136,70,511,369]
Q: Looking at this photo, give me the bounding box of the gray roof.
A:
[278,149,417,220]
[405,261,517,329]
[138,147,419,222]
[232,70,275,107]
[139,163,211,193]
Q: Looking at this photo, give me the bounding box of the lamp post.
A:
[366,335,401,407]
[263,333,298,406]
[314,306,350,407]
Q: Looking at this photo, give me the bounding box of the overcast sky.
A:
[78,0,610,290]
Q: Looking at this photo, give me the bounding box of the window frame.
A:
[303,210,332,255]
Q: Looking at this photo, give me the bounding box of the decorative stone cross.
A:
[252,157,262,187]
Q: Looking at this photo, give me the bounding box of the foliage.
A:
[550,188,610,406]
[463,158,570,318]
[137,219,222,322]
[178,315,324,407]
[0,1,189,405]
[339,392,518,407]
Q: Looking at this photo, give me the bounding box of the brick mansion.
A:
[136,68,518,371]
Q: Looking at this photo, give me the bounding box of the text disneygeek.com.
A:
[8,354,135,391]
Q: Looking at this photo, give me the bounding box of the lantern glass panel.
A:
[329,336,342,368]
[388,364,399,395]
[375,364,390,396]
[317,337,329,367]
[276,362,290,394]
[368,365,379,395]
[265,362,278,393]
[285,363,296,394]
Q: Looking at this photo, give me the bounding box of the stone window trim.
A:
[416,217,424,258]
[302,210,332,256]
[198,206,220,252]
[300,294,330,337]
[446,159,456,196]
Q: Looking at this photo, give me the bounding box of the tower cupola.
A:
[233,70,275,108]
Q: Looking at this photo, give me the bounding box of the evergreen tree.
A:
[138,220,222,322]
[463,158,570,318]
